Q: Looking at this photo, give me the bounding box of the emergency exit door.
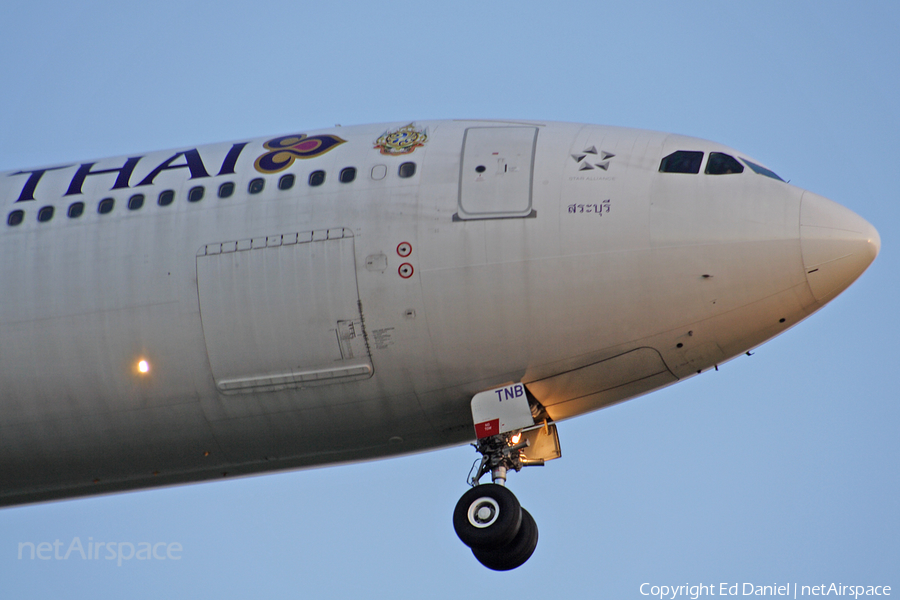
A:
[457,126,538,220]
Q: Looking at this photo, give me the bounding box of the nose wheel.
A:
[453,483,538,570]
[471,507,538,571]
[453,431,542,570]
[453,484,522,550]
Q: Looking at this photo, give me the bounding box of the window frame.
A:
[128,193,145,210]
[739,158,785,182]
[158,190,175,206]
[278,173,295,190]
[705,152,745,175]
[659,150,704,174]
[218,182,235,198]
[67,202,85,218]
[248,178,265,194]
[188,186,205,203]
[308,170,326,187]
[97,198,115,215]
[37,205,55,222]
[7,209,25,226]
[339,167,356,184]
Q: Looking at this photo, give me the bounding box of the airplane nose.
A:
[800,191,880,302]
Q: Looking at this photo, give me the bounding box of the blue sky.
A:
[1,1,897,597]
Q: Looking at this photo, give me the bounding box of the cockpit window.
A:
[705,152,744,175]
[659,151,703,174]
[740,158,784,182]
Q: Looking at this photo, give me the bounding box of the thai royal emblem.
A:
[254,133,346,173]
[374,123,428,156]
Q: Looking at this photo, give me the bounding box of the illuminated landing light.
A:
[137,360,150,374]
[511,433,522,445]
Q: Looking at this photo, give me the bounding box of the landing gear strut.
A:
[453,430,542,571]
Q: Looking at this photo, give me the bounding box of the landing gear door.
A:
[520,424,561,463]
[471,383,535,439]
[457,126,538,220]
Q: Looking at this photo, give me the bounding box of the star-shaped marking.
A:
[571,146,616,171]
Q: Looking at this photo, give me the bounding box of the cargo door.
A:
[456,126,538,220]
[196,228,372,394]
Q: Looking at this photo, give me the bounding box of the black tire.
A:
[452,484,522,550]
[472,507,539,571]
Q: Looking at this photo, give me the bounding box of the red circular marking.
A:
[396,242,412,257]
[398,263,414,278]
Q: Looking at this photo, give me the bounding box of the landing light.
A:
[511,433,522,445]
[137,360,150,374]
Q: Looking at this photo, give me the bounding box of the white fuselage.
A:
[0,120,879,506]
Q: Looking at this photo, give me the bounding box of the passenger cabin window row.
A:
[659,150,783,181]
[6,161,418,226]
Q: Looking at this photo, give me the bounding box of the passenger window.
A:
[278,174,295,190]
[128,194,145,210]
[158,190,175,206]
[399,162,416,178]
[37,206,55,222]
[309,170,325,187]
[188,186,205,202]
[68,202,84,218]
[7,210,24,226]
[705,153,744,175]
[249,178,264,194]
[218,182,234,198]
[659,151,703,174]
[98,198,115,214]
[339,167,356,183]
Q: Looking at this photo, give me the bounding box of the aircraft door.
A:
[456,126,538,220]
[196,228,373,394]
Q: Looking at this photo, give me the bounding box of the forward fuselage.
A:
[0,120,879,506]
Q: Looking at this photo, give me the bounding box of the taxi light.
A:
[137,360,150,374]
[511,433,522,445]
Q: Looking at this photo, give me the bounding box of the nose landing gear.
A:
[453,431,543,570]
[455,383,560,570]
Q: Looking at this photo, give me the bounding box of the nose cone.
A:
[800,191,880,302]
